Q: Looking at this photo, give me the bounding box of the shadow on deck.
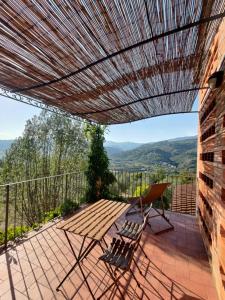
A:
[0,211,217,299]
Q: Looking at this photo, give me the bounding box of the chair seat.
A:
[99,238,134,270]
[117,220,142,240]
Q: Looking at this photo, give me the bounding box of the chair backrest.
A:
[134,207,152,244]
[141,182,171,205]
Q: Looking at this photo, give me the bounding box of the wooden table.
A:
[56,199,130,298]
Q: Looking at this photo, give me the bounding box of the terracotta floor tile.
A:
[1,288,29,300]
[14,278,30,294]
[26,282,55,300]
[0,212,218,300]
[10,257,38,274]
[0,280,11,297]
[189,270,214,286]
[206,286,218,300]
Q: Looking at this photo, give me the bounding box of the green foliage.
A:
[2,111,87,183]
[1,111,87,226]
[134,183,149,197]
[0,199,81,245]
[0,140,14,160]
[133,168,171,209]
[44,207,61,222]
[179,169,195,184]
[85,124,116,202]
[149,167,166,183]
[59,199,79,216]
[152,188,172,210]
[0,225,31,245]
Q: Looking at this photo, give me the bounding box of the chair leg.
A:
[148,208,174,235]
[148,196,174,235]
[97,270,126,300]
[103,263,125,299]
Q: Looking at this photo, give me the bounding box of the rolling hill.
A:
[0,137,197,171]
[104,141,143,156]
[0,140,14,159]
[108,136,197,171]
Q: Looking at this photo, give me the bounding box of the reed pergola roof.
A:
[0,1,225,124]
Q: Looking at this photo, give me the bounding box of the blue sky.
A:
[0,95,198,143]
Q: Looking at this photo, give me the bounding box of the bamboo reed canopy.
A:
[0,1,225,124]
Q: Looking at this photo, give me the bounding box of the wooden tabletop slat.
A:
[59,202,110,231]
[68,200,118,233]
[80,201,124,236]
[57,199,130,241]
[94,204,129,240]
[57,199,106,230]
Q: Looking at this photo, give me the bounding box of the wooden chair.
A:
[126,182,174,235]
[97,213,150,299]
[116,208,151,260]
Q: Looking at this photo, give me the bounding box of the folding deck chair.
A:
[97,211,150,299]
[116,208,151,261]
[126,182,174,235]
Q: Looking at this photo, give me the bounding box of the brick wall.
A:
[197,19,225,300]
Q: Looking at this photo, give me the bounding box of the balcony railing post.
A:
[65,174,68,202]
[4,184,10,250]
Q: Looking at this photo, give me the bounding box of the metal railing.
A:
[110,170,196,215]
[0,171,87,249]
[0,170,196,249]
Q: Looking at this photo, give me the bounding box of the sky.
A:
[0,95,199,143]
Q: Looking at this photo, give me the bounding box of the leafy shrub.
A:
[133,183,172,210]
[133,183,149,197]
[0,225,31,245]
[44,207,61,222]
[60,199,79,216]
[0,200,81,246]
[153,188,172,210]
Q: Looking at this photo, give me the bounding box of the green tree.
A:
[179,169,194,184]
[1,111,88,226]
[85,124,116,202]
[2,111,87,183]
[149,167,166,183]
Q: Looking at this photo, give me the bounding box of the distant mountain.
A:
[0,140,14,158]
[104,141,143,152]
[168,136,197,141]
[105,146,123,156]
[108,136,197,171]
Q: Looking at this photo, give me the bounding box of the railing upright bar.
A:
[186,178,188,214]
[13,184,17,239]
[4,184,10,249]
[65,174,68,202]
[21,182,25,235]
[175,175,178,212]
[129,171,131,198]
